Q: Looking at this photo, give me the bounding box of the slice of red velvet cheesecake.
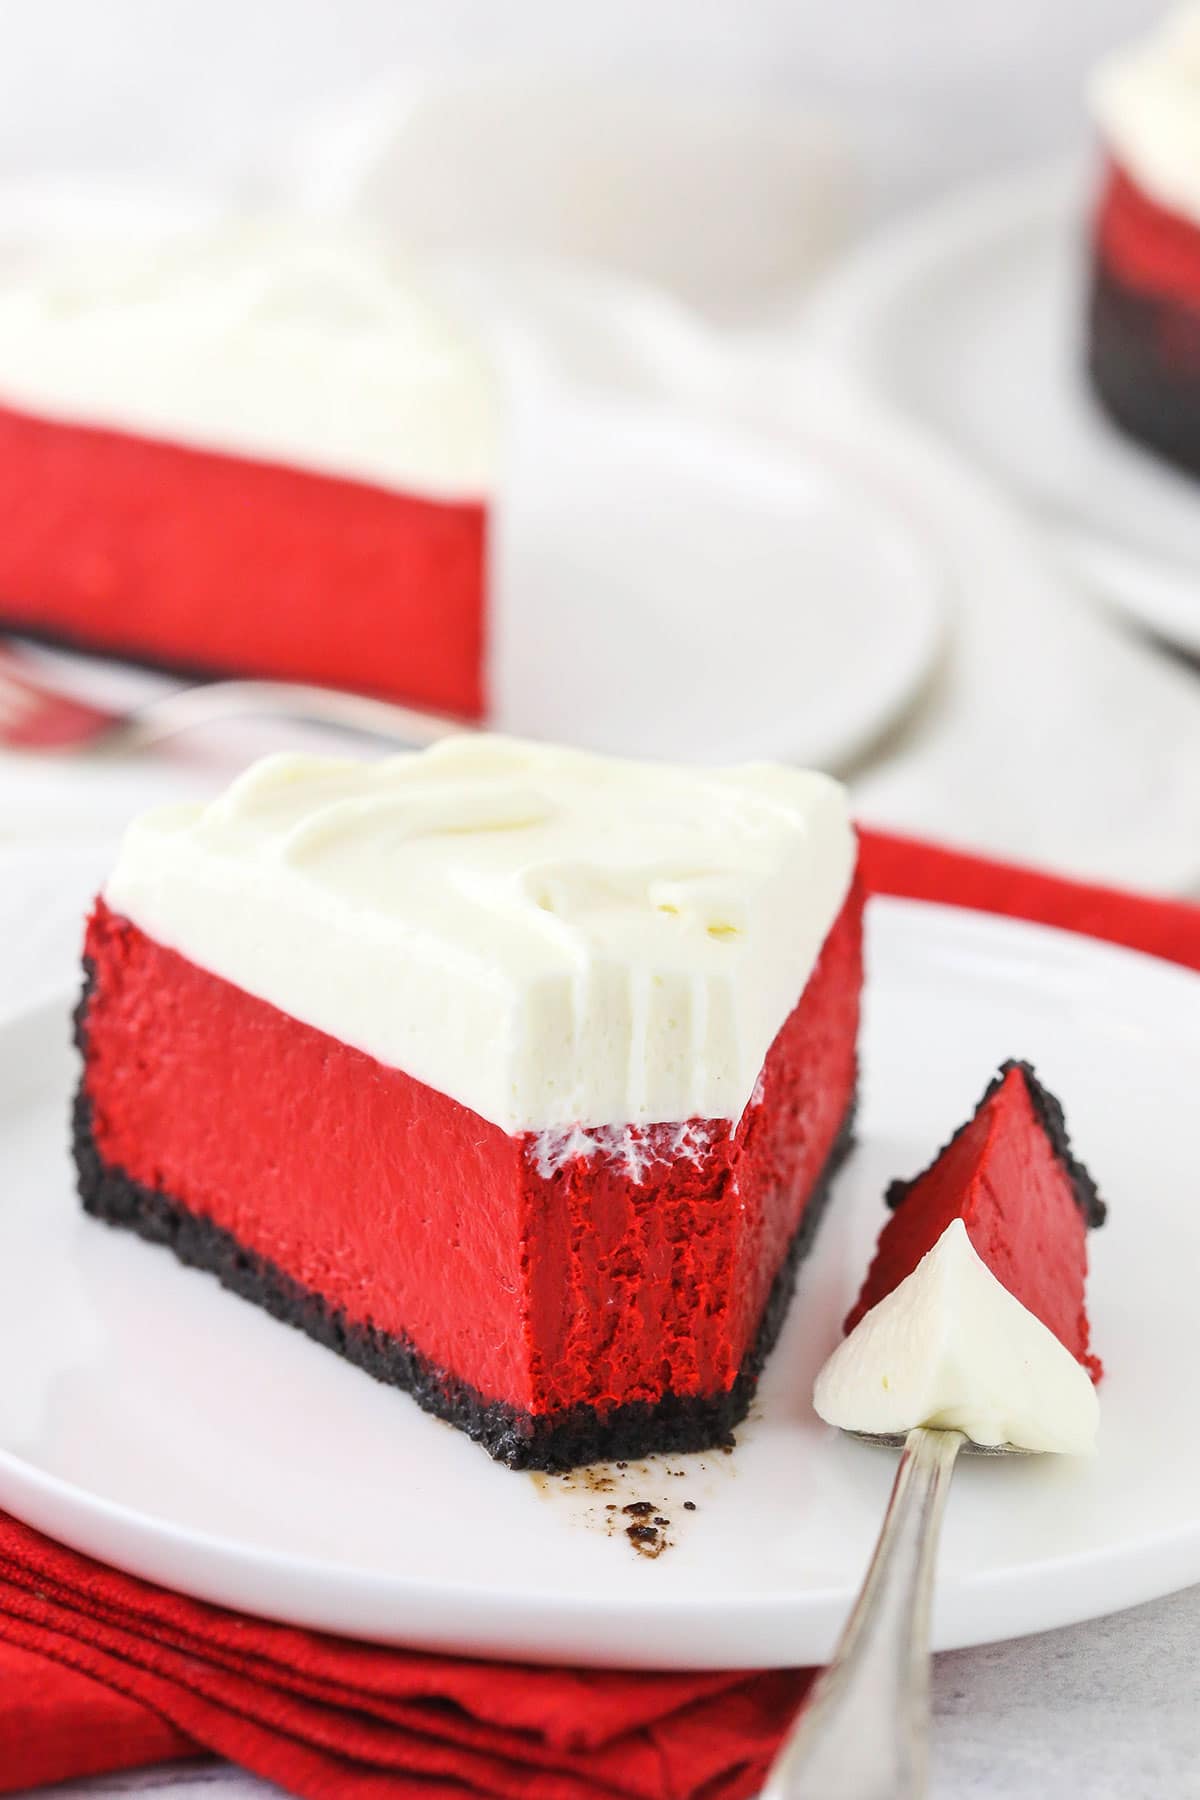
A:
[0,224,493,715]
[74,736,863,1469]
[815,1062,1106,1458]
[848,1062,1105,1376]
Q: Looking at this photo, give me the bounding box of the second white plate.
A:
[489,373,945,769]
[1,897,1198,1669]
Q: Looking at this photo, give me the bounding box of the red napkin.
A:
[2,829,1197,1797]
[0,1512,803,1795]
[856,828,1200,973]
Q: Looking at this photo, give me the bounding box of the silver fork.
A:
[762,1426,1024,1800]
[0,644,465,754]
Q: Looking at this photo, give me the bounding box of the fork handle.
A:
[761,1427,963,1800]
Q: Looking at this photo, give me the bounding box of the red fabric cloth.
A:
[857,828,1200,973]
[3,831,1198,1797]
[0,1513,802,1797]
[0,1637,194,1788]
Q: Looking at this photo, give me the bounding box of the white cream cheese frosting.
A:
[813,1220,1099,1455]
[1091,5,1200,224]
[0,221,495,498]
[104,736,856,1136]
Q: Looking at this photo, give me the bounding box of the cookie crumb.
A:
[626,1522,668,1558]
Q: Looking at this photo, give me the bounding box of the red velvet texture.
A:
[80,882,863,1421]
[844,1066,1101,1380]
[0,403,487,716]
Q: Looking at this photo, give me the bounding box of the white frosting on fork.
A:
[1091,5,1200,224]
[104,736,856,1135]
[814,1221,1099,1456]
[0,220,495,498]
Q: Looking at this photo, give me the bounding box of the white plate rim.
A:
[803,157,1084,368]
[446,252,949,772]
[483,365,949,772]
[2,894,1199,1670]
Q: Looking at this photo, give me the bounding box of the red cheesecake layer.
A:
[1088,162,1200,476]
[846,1062,1105,1380]
[1095,160,1200,308]
[75,878,863,1467]
[0,403,486,716]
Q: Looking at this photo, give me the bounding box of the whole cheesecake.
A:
[1088,6,1200,476]
[74,737,864,1469]
[0,224,494,715]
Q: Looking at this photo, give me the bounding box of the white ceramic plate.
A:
[2,897,1197,1670]
[446,256,946,767]
[7,365,944,784]
[487,371,945,769]
[806,162,1200,657]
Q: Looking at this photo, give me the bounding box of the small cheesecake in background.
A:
[0,223,495,714]
[1087,6,1200,477]
[75,737,864,1469]
[815,1063,1106,1456]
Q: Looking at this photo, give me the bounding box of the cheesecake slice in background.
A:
[0,223,494,715]
[1088,6,1200,478]
[75,737,863,1469]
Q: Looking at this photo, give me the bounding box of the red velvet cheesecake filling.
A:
[0,403,486,716]
[1095,159,1200,311]
[845,1065,1102,1381]
[80,879,863,1421]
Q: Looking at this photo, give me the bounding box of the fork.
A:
[0,643,465,754]
[762,1425,1023,1800]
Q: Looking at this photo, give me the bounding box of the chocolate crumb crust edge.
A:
[72,964,858,1472]
[884,1058,1107,1230]
[1087,257,1200,480]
